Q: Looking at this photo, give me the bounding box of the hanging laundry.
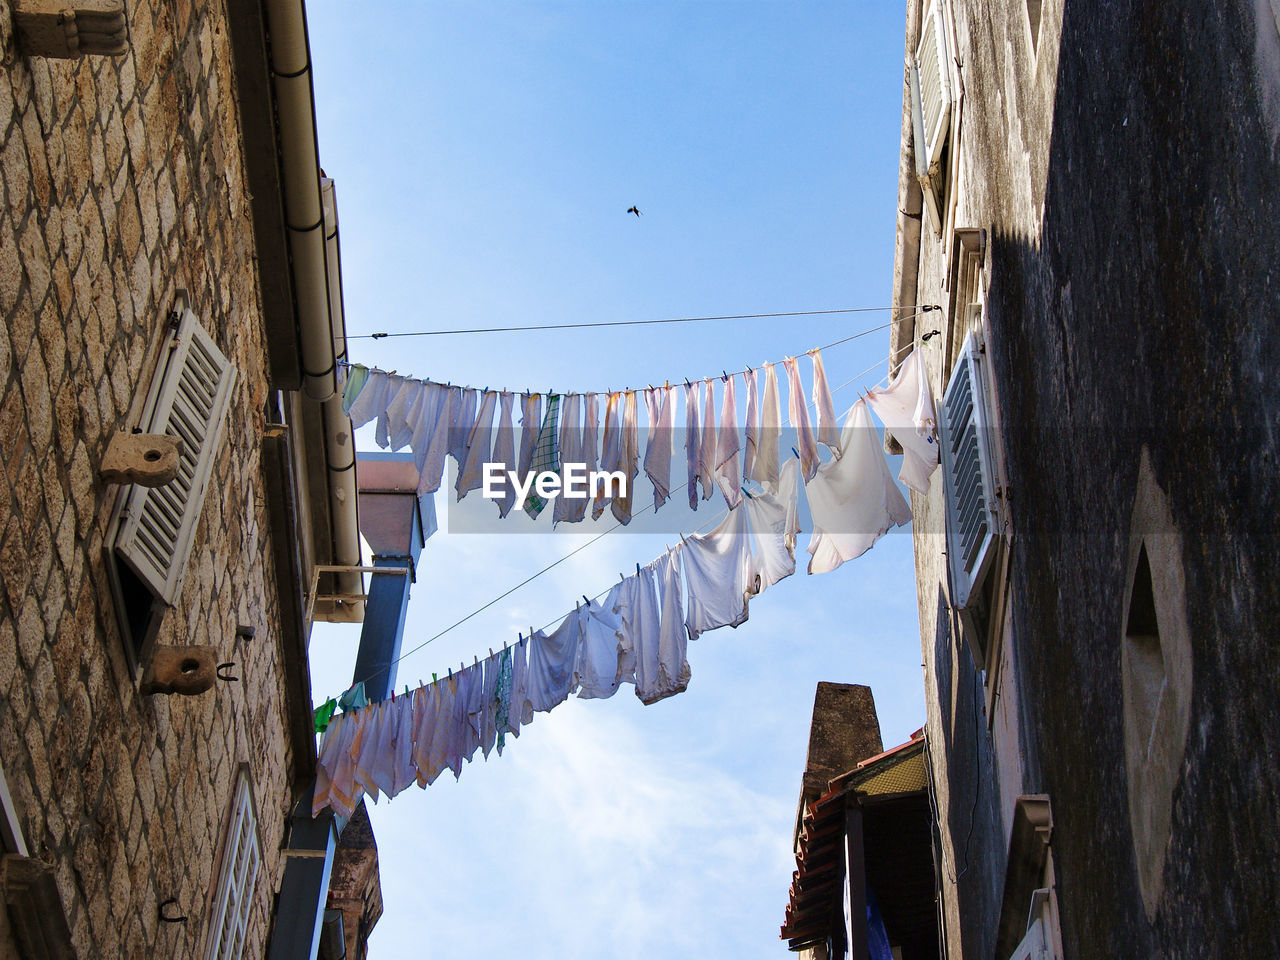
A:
[603,577,638,687]
[385,377,422,451]
[863,348,940,495]
[685,381,701,510]
[572,393,600,522]
[388,693,418,796]
[313,697,338,734]
[410,683,444,787]
[805,400,912,574]
[644,385,676,512]
[753,362,782,487]
[612,566,659,700]
[575,600,626,700]
[526,615,578,713]
[698,380,717,501]
[594,392,621,520]
[314,710,363,817]
[611,390,639,524]
[415,383,456,496]
[337,682,369,713]
[524,393,561,519]
[493,647,513,754]
[447,388,479,468]
[554,394,585,525]
[682,503,754,641]
[341,363,371,416]
[517,392,543,481]
[443,668,474,778]
[490,392,518,518]
[457,389,498,501]
[346,367,392,432]
[744,456,802,594]
[810,349,841,457]
[648,547,692,704]
[743,366,759,482]
[508,635,533,730]
[351,699,387,802]
[472,657,499,760]
[784,356,821,482]
[715,375,741,509]
[374,375,408,449]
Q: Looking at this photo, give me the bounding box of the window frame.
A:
[204,771,262,960]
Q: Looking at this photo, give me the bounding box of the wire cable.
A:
[348,306,910,340]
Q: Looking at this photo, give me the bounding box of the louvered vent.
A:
[940,333,998,609]
[114,310,236,605]
[914,0,953,176]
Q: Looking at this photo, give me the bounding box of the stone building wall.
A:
[0,0,305,955]
[899,0,1280,958]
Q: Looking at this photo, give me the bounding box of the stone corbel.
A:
[11,0,127,59]
[98,431,181,487]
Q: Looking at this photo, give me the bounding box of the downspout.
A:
[264,0,362,622]
[889,0,925,373]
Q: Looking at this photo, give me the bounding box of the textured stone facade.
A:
[0,0,308,955]
[894,1,1280,958]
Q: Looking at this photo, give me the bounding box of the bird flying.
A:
[627,206,641,217]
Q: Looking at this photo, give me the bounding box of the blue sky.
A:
[304,3,920,955]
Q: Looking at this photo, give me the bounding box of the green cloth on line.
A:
[523,393,561,518]
[313,698,337,733]
[341,364,370,416]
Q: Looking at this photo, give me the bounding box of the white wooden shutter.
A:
[114,310,236,604]
[939,332,999,610]
[913,0,953,177]
[206,775,261,960]
[1009,917,1047,960]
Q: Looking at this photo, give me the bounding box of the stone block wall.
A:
[0,0,304,955]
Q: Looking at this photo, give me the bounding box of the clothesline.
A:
[312,346,942,815]
[344,305,938,340]
[338,308,931,400]
[346,337,923,691]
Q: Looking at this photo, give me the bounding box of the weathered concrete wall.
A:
[904,0,1280,957]
[0,0,304,954]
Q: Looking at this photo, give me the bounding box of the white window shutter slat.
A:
[914,0,954,176]
[206,775,260,960]
[115,310,236,605]
[940,333,999,610]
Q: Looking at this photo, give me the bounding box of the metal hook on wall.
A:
[159,898,188,924]
[216,662,239,683]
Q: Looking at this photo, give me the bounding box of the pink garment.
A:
[783,357,820,481]
[685,381,701,510]
[752,363,781,487]
[809,349,841,457]
[554,394,585,525]
[743,367,759,482]
[611,391,639,525]
[517,393,543,480]
[805,400,912,574]
[594,392,621,519]
[715,375,741,508]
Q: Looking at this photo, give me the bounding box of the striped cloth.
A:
[523,394,561,518]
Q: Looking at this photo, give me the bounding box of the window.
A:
[939,331,1001,665]
[206,773,261,960]
[909,0,958,236]
[105,307,237,668]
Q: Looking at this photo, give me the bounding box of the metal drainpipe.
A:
[262,0,363,623]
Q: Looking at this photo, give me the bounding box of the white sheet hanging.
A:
[594,391,621,520]
[457,389,498,501]
[810,349,841,457]
[644,385,676,512]
[575,600,626,699]
[698,379,717,501]
[526,616,579,713]
[863,348,940,495]
[448,388,479,467]
[682,503,754,641]
[805,399,912,574]
[611,390,639,525]
[753,362,781,486]
[554,394,584,525]
[784,356,820,482]
[744,456,802,594]
[743,366,759,482]
[715,375,741,509]
[490,392,517,517]
[647,547,691,704]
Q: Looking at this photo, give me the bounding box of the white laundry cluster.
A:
[314,349,940,815]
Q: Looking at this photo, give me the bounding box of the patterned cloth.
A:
[523,394,561,518]
[494,647,513,753]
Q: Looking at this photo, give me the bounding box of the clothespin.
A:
[684,378,691,388]
[503,640,509,653]
[489,648,494,660]
[390,688,395,702]
[679,532,688,545]
[636,562,641,575]
[405,684,411,698]
[583,595,592,607]
[447,667,452,680]
[741,485,754,500]
[792,446,800,459]
[432,672,438,684]
[722,370,729,382]
[473,655,479,668]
